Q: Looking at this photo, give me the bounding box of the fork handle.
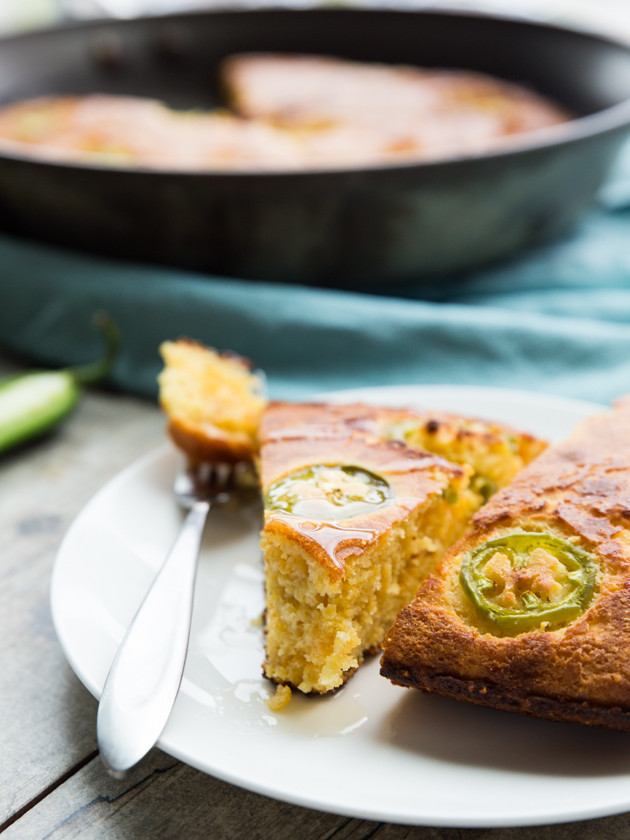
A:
[97,499,210,775]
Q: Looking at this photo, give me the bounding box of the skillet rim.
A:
[0,5,628,180]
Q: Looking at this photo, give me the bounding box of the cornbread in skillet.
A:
[222,53,570,164]
[0,55,569,170]
[0,95,306,170]
[259,401,546,695]
[381,397,630,731]
[158,339,266,464]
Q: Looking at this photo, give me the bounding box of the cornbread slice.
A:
[158,338,266,464]
[262,401,546,498]
[259,401,546,695]
[222,53,570,163]
[0,54,569,171]
[0,95,307,170]
[381,397,630,731]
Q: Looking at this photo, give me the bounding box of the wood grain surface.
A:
[1,353,630,840]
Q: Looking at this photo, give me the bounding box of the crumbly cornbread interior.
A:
[155,351,549,700]
[263,471,479,694]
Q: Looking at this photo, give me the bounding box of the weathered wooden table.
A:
[2,352,629,840]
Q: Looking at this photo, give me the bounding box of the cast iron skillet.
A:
[0,8,629,287]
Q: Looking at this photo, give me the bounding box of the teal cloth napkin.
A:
[1,143,630,405]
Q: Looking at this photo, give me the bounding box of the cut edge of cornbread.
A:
[262,467,479,695]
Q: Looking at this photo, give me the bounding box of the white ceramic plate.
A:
[51,385,630,828]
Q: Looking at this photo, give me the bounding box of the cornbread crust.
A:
[396,671,630,731]
[165,416,257,465]
[381,398,630,731]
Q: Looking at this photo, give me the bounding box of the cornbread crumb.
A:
[267,684,292,712]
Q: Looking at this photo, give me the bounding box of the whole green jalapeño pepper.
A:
[460,532,597,634]
[0,312,119,454]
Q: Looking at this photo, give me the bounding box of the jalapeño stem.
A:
[69,311,120,386]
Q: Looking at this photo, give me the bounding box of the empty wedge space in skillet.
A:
[381,396,630,731]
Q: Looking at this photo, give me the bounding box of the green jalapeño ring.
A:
[265,464,392,520]
[460,532,597,634]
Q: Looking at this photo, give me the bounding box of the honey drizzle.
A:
[263,424,348,442]
[262,417,457,570]
[267,493,431,571]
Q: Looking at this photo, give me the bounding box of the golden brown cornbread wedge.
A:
[381,397,630,731]
[0,54,569,172]
[222,53,570,163]
[259,401,546,695]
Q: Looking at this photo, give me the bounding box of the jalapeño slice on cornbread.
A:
[381,397,630,731]
[259,402,546,696]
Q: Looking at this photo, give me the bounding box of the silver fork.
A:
[96,461,241,777]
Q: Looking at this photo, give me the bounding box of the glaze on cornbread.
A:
[263,401,546,498]
[381,397,630,731]
[158,338,266,464]
[260,401,546,695]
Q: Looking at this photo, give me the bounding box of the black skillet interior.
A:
[1,9,629,116]
[0,8,629,287]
